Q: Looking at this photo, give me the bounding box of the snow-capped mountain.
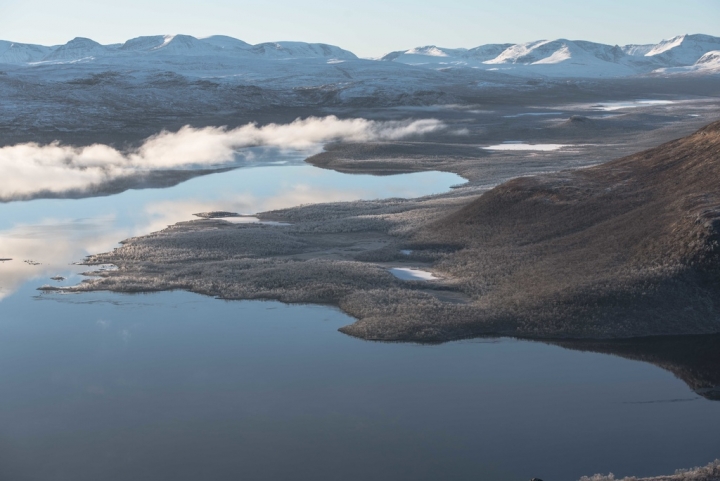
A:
[465,44,515,62]
[199,35,252,51]
[0,33,716,136]
[43,37,113,62]
[245,42,356,60]
[656,50,720,74]
[381,44,512,66]
[696,51,720,70]
[0,40,54,63]
[382,34,720,77]
[643,34,720,66]
[2,33,718,78]
[0,34,358,65]
[483,39,638,77]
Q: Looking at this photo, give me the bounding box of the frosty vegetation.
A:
[53,121,720,343]
[579,459,720,481]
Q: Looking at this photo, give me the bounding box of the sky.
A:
[1,0,719,57]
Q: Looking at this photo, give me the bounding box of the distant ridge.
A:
[381,34,720,77]
[0,33,718,78]
[0,34,357,64]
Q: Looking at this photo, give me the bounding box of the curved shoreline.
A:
[35,116,720,481]
[47,121,720,345]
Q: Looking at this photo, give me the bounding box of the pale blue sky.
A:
[1,0,718,57]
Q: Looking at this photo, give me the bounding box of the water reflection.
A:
[0,164,465,299]
[0,117,444,202]
[1,288,719,481]
[551,335,720,401]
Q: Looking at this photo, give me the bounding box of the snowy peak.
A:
[697,50,720,66]
[250,42,357,60]
[644,34,720,66]
[199,35,252,50]
[573,41,625,63]
[485,39,622,66]
[119,34,222,56]
[43,37,109,62]
[380,45,508,66]
[2,33,719,79]
[383,34,720,77]
[148,34,224,56]
[120,35,169,51]
[646,34,687,56]
[486,39,555,64]
[405,46,464,57]
[3,34,358,63]
[465,44,514,61]
[621,43,655,56]
[658,50,720,74]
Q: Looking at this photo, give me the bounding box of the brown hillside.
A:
[425,121,720,338]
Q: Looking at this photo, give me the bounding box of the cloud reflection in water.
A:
[0,164,464,299]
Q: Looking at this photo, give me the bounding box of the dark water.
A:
[0,159,718,480]
[0,284,719,481]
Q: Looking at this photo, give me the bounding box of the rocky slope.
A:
[407,120,720,339]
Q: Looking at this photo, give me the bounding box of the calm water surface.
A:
[0,161,719,481]
[0,162,463,299]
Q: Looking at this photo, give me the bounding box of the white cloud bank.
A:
[0,116,444,201]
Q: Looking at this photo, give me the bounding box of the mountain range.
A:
[1,33,719,78]
[0,34,357,64]
[381,34,720,77]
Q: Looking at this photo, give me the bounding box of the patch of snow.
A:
[120,35,168,52]
[406,46,453,57]
[389,267,439,281]
[503,112,563,118]
[220,216,291,226]
[155,35,176,50]
[590,100,675,111]
[622,44,656,56]
[646,35,687,56]
[482,143,570,151]
[532,45,572,65]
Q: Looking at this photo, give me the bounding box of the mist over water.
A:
[1,108,719,481]
[0,116,445,201]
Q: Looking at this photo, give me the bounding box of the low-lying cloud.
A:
[0,116,444,201]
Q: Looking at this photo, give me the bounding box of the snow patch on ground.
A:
[590,100,675,111]
[389,268,439,281]
[482,143,571,151]
[221,217,291,226]
[503,112,563,118]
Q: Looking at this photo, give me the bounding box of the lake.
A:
[0,157,718,481]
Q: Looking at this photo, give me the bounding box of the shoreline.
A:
[47,121,720,344]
